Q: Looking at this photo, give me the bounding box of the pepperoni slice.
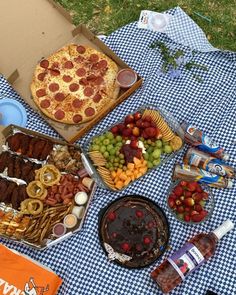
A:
[54,110,65,120]
[40,59,49,69]
[55,93,65,101]
[72,99,83,108]
[76,45,86,54]
[52,62,59,69]
[49,83,59,92]
[85,107,95,117]
[36,89,46,97]
[74,56,84,63]
[64,61,74,69]
[84,87,94,97]
[79,78,89,86]
[40,99,51,109]
[94,76,104,85]
[69,83,79,92]
[76,68,86,77]
[73,114,83,123]
[63,75,72,83]
[97,60,108,69]
[87,74,96,81]
[93,93,102,103]
[37,73,46,81]
[89,54,99,63]
[50,69,60,76]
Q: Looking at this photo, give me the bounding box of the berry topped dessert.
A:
[99,196,169,268]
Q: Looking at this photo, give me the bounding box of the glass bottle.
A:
[151,220,234,293]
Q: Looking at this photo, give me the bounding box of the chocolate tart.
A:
[99,195,169,268]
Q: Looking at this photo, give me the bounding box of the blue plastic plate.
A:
[0,98,27,127]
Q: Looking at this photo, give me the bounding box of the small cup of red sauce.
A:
[116,68,138,88]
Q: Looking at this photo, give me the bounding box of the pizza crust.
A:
[31,44,120,124]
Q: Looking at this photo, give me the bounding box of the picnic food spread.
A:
[0,128,95,248]
[86,107,183,190]
[31,44,120,124]
[99,196,169,268]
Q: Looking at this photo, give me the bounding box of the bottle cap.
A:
[227,179,233,189]
[213,220,234,240]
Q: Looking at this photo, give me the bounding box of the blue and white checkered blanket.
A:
[0,7,235,295]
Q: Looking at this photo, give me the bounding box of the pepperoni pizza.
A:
[31,44,120,124]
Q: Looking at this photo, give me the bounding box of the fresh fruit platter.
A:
[84,106,183,191]
[99,195,169,268]
[167,181,214,224]
[0,126,96,249]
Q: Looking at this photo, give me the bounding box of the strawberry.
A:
[121,242,131,252]
[184,207,191,212]
[199,209,208,218]
[143,115,152,122]
[184,198,195,207]
[196,185,203,193]
[143,121,151,128]
[111,126,118,134]
[173,186,184,197]
[117,123,125,132]
[184,214,191,222]
[180,195,185,201]
[192,193,203,203]
[184,191,192,198]
[143,236,152,245]
[145,127,157,138]
[127,123,135,129]
[190,210,199,216]
[136,119,143,128]
[175,199,182,206]
[187,182,198,192]
[194,204,203,212]
[201,192,209,200]
[107,211,116,221]
[168,197,175,208]
[176,206,185,213]
[135,210,144,218]
[130,140,139,149]
[191,214,204,222]
[169,193,178,200]
[180,181,187,187]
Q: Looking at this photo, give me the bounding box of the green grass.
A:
[56,0,235,51]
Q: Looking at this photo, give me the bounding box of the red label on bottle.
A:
[168,243,205,281]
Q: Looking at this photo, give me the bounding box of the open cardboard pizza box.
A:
[0,0,142,143]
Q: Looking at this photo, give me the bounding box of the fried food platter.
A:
[0,125,96,249]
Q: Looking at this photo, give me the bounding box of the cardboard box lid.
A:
[0,0,74,79]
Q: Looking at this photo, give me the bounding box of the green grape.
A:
[143,153,149,160]
[103,139,110,145]
[105,163,110,169]
[147,146,154,154]
[114,157,119,163]
[106,144,113,152]
[120,159,125,164]
[151,142,156,147]
[152,149,162,159]
[110,156,115,163]
[116,150,120,156]
[164,145,173,154]
[99,135,105,141]
[148,154,153,162]
[139,137,144,142]
[88,146,93,152]
[103,151,109,159]
[153,159,161,166]
[119,153,124,159]
[147,161,153,169]
[155,140,163,148]
[119,164,123,169]
[147,139,152,145]
[100,146,106,153]
[105,131,114,140]
[114,162,119,167]
[92,145,100,151]
[144,144,149,149]
[110,138,115,145]
[116,142,123,148]
[109,167,115,172]
[116,135,123,142]
[109,149,116,156]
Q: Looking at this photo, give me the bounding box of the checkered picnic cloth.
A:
[1,7,236,295]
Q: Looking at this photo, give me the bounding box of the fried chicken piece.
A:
[0,152,11,172]
[7,157,15,177]
[27,137,40,158]
[20,134,31,155]
[0,179,8,202]
[40,140,53,160]
[14,156,24,179]
[6,133,25,152]
[21,161,34,182]
[31,139,46,159]
[11,186,20,210]
[3,182,16,204]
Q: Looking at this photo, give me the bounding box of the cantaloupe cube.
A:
[131,175,135,181]
[127,163,135,170]
[119,173,128,181]
[142,160,147,166]
[115,180,124,190]
[111,171,117,179]
[133,170,139,178]
[116,168,123,176]
[124,177,131,186]
[139,167,148,174]
[133,157,141,166]
[136,172,143,179]
[126,170,133,177]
